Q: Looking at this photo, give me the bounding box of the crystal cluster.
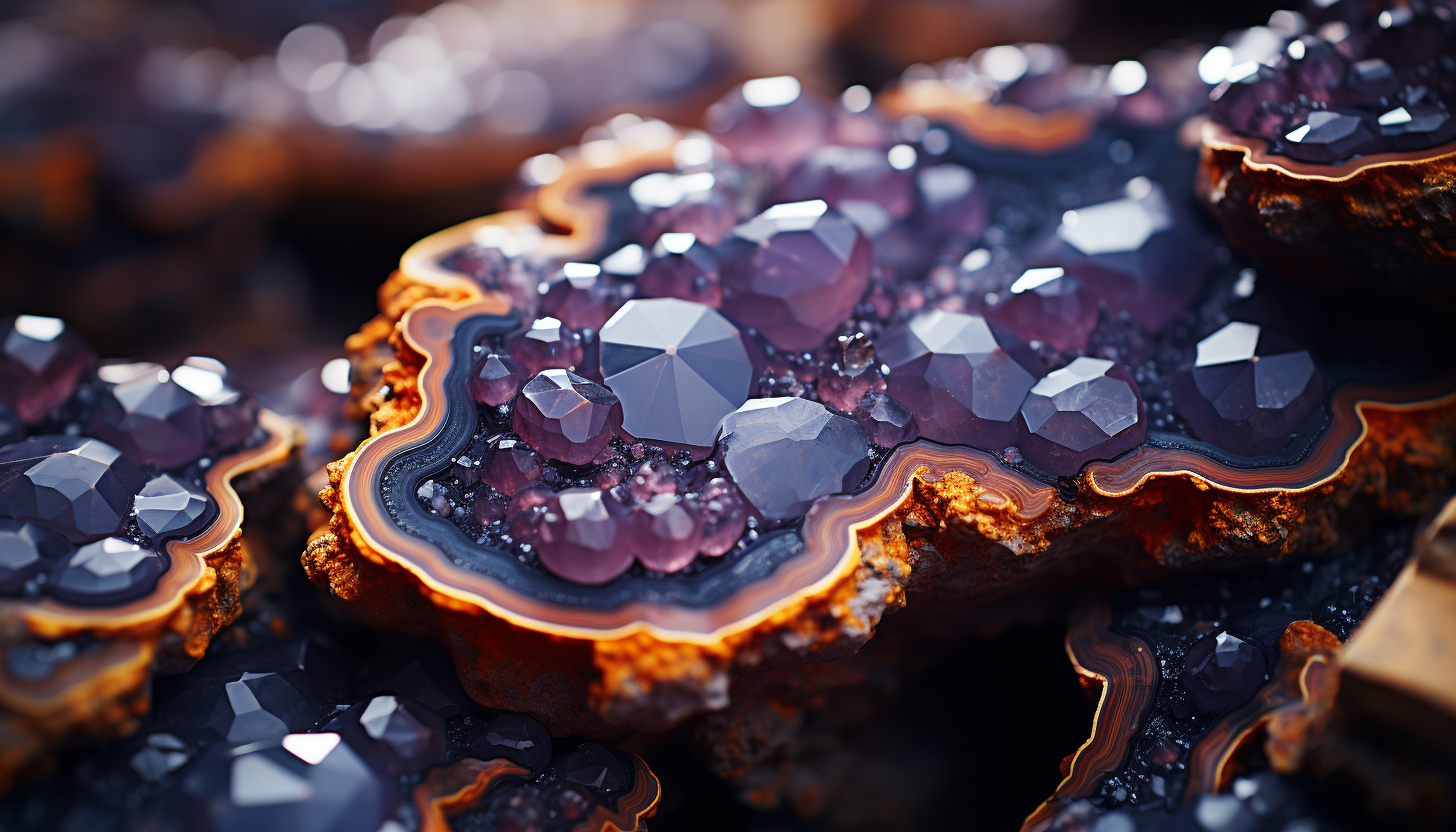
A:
[418,69,1338,585]
[0,316,260,606]
[1206,1,1456,163]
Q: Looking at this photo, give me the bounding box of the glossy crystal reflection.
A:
[1018,358,1146,477]
[717,397,870,520]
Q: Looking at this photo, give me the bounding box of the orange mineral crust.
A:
[0,411,294,791]
[1198,121,1456,298]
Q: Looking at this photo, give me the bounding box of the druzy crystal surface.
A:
[599,298,752,448]
[719,200,872,351]
[0,314,95,424]
[1018,358,1145,477]
[717,397,870,520]
[512,370,622,466]
[1172,322,1324,457]
[878,310,1042,450]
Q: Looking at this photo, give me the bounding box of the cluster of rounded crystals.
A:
[421,71,1336,586]
[1204,0,1456,163]
[0,315,257,606]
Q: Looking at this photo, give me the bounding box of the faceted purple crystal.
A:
[537,263,621,331]
[916,163,988,241]
[1034,179,1210,333]
[1017,358,1146,477]
[471,488,509,525]
[172,357,260,451]
[0,314,96,424]
[983,267,1098,352]
[1379,104,1456,151]
[1278,109,1380,163]
[717,397,870,520]
[628,493,703,573]
[1208,63,1290,141]
[1290,38,1351,105]
[878,310,1043,450]
[89,373,208,469]
[479,436,544,496]
[512,317,584,375]
[636,232,722,308]
[0,519,70,595]
[134,474,212,540]
[558,742,630,794]
[512,370,622,466]
[706,76,833,174]
[852,391,919,448]
[697,478,747,557]
[719,200,872,351]
[181,740,385,832]
[468,353,520,407]
[352,695,445,772]
[0,436,146,543]
[1172,322,1325,457]
[1183,631,1268,714]
[599,298,752,448]
[629,171,740,246]
[48,537,165,606]
[771,146,916,233]
[471,713,553,771]
[520,487,633,585]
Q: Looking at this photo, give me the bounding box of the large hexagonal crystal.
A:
[511,370,622,466]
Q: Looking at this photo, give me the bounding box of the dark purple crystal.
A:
[706,76,832,174]
[89,373,208,469]
[512,318,584,376]
[0,314,96,424]
[1183,631,1268,714]
[636,232,722,308]
[134,474,212,540]
[472,713,553,772]
[852,391,919,448]
[717,397,870,520]
[772,145,916,232]
[0,436,146,543]
[48,537,165,606]
[1017,358,1146,477]
[983,267,1098,352]
[468,353,520,407]
[0,519,70,595]
[1172,322,1324,457]
[719,200,872,351]
[878,310,1043,450]
[628,493,702,573]
[518,487,633,585]
[512,370,622,466]
[537,263,621,331]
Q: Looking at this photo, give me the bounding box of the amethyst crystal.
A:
[916,163,989,240]
[472,713,553,772]
[636,232,722,308]
[719,200,872,351]
[511,370,622,466]
[1183,631,1268,715]
[983,267,1098,352]
[598,298,752,448]
[89,373,208,469]
[696,478,748,557]
[468,353,521,407]
[0,519,70,595]
[1172,322,1324,457]
[878,310,1043,450]
[1279,109,1380,163]
[771,145,916,231]
[706,76,832,174]
[0,314,96,424]
[134,474,212,540]
[537,263,621,331]
[512,318,584,376]
[48,537,165,606]
[519,488,633,585]
[0,436,146,543]
[1017,358,1146,477]
[852,391,919,448]
[629,171,739,246]
[628,493,703,573]
[717,397,870,520]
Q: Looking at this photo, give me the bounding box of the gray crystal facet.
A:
[135,474,212,539]
[48,537,165,606]
[717,397,870,519]
[0,436,146,543]
[599,298,752,448]
[358,695,442,763]
[1018,357,1146,476]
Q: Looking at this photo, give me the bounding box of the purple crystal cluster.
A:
[0,315,261,606]
[3,633,638,832]
[1207,0,1456,163]
[420,72,1337,586]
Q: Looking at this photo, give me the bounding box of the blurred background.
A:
[0,2,1291,829]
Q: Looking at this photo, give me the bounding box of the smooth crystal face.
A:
[1173,322,1324,457]
[1182,631,1268,715]
[598,298,752,448]
[0,314,95,424]
[468,353,520,407]
[559,742,630,794]
[512,317,584,375]
[537,263,621,330]
[355,695,445,769]
[629,171,739,246]
[134,474,211,539]
[89,374,208,469]
[772,145,917,231]
[0,519,70,595]
[181,740,385,832]
[852,391,919,448]
[48,536,165,606]
[1038,179,1209,333]
[717,397,870,520]
[1018,358,1146,476]
[0,436,147,543]
[511,370,622,466]
[878,310,1042,450]
[720,200,872,351]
